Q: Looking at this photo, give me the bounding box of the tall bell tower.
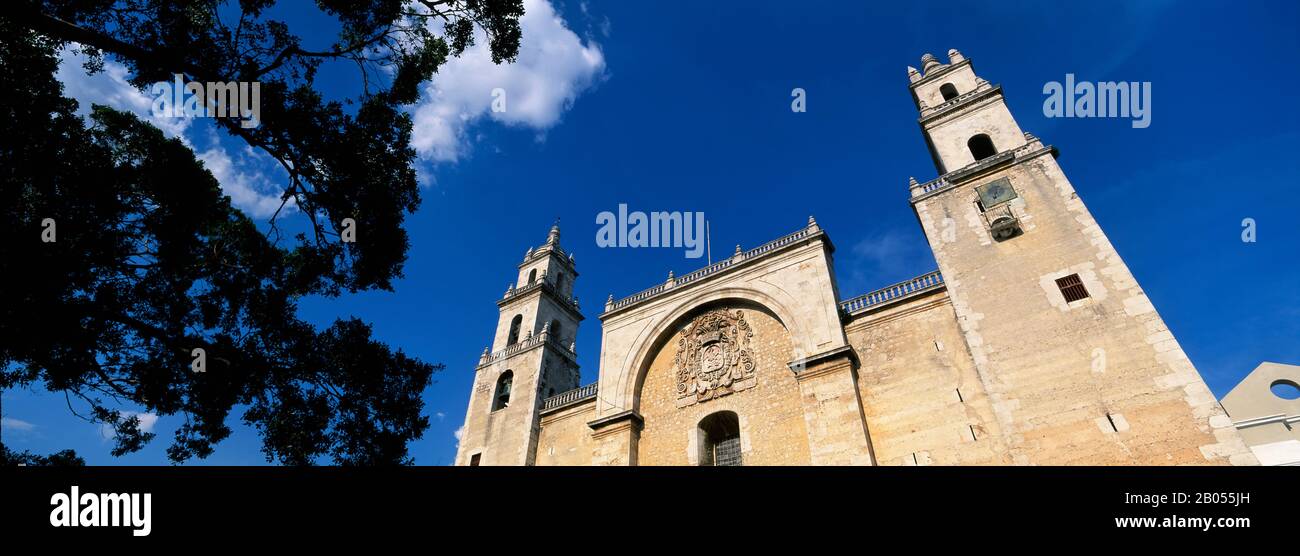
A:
[455,223,583,466]
[906,50,1256,465]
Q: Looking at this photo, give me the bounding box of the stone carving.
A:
[673,309,757,404]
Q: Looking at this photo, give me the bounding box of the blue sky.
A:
[3,0,1298,465]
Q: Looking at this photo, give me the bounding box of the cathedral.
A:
[454,50,1259,466]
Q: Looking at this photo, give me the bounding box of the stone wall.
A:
[913,149,1256,465]
[637,304,811,465]
[535,400,597,466]
[455,348,545,466]
[846,290,1009,465]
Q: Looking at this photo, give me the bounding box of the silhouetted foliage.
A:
[0,443,86,466]
[0,1,523,464]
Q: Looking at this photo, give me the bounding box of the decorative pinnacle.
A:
[735,244,742,255]
[808,215,817,227]
[606,293,614,304]
[547,218,561,245]
[921,53,940,73]
[909,176,919,186]
[666,270,674,281]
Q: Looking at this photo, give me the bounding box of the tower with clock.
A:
[905,49,1248,465]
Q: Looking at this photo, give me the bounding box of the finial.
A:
[482,346,490,355]
[524,246,533,258]
[542,321,551,332]
[734,244,742,255]
[666,270,674,281]
[547,218,561,245]
[808,215,817,227]
[947,48,964,63]
[921,53,940,73]
[909,176,918,186]
[606,293,614,304]
[907,66,921,84]
[569,341,576,352]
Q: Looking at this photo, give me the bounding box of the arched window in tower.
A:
[940,83,958,101]
[549,319,562,343]
[507,314,523,346]
[492,371,513,411]
[968,134,997,162]
[527,269,537,285]
[698,411,743,466]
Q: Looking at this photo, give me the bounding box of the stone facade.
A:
[453,50,1258,466]
[1220,362,1300,466]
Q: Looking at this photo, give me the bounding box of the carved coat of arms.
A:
[673,309,757,404]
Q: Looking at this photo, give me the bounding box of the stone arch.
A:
[939,82,958,101]
[968,133,997,161]
[619,287,805,415]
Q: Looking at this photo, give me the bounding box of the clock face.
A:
[976,177,1018,208]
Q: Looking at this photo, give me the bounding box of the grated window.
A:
[1056,274,1090,303]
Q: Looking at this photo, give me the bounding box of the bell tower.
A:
[455,222,583,466]
[906,50,1256,465]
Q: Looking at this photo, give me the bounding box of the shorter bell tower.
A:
[455,223,583,466]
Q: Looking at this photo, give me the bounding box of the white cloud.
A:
[453,424,465,447]
[411,0,606,162]
[56,47,191,140]
[845,229,934,291]
[99,411,159,440]
[196,143,292,219]
[435,411,446,421]
[1,417,37,432]
[55,47,289,219]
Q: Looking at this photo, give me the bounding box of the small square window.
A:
[1056,274,1090,303]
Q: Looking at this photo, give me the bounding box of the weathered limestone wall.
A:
[454,349,545,466]
[535,400,597,466]
[913,149,1257,465]
[637,305,811,465]
[846,290,1009,465]
[791,349,874,465]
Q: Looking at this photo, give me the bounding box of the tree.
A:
[0,444,86,467]
[0,1,524,464]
